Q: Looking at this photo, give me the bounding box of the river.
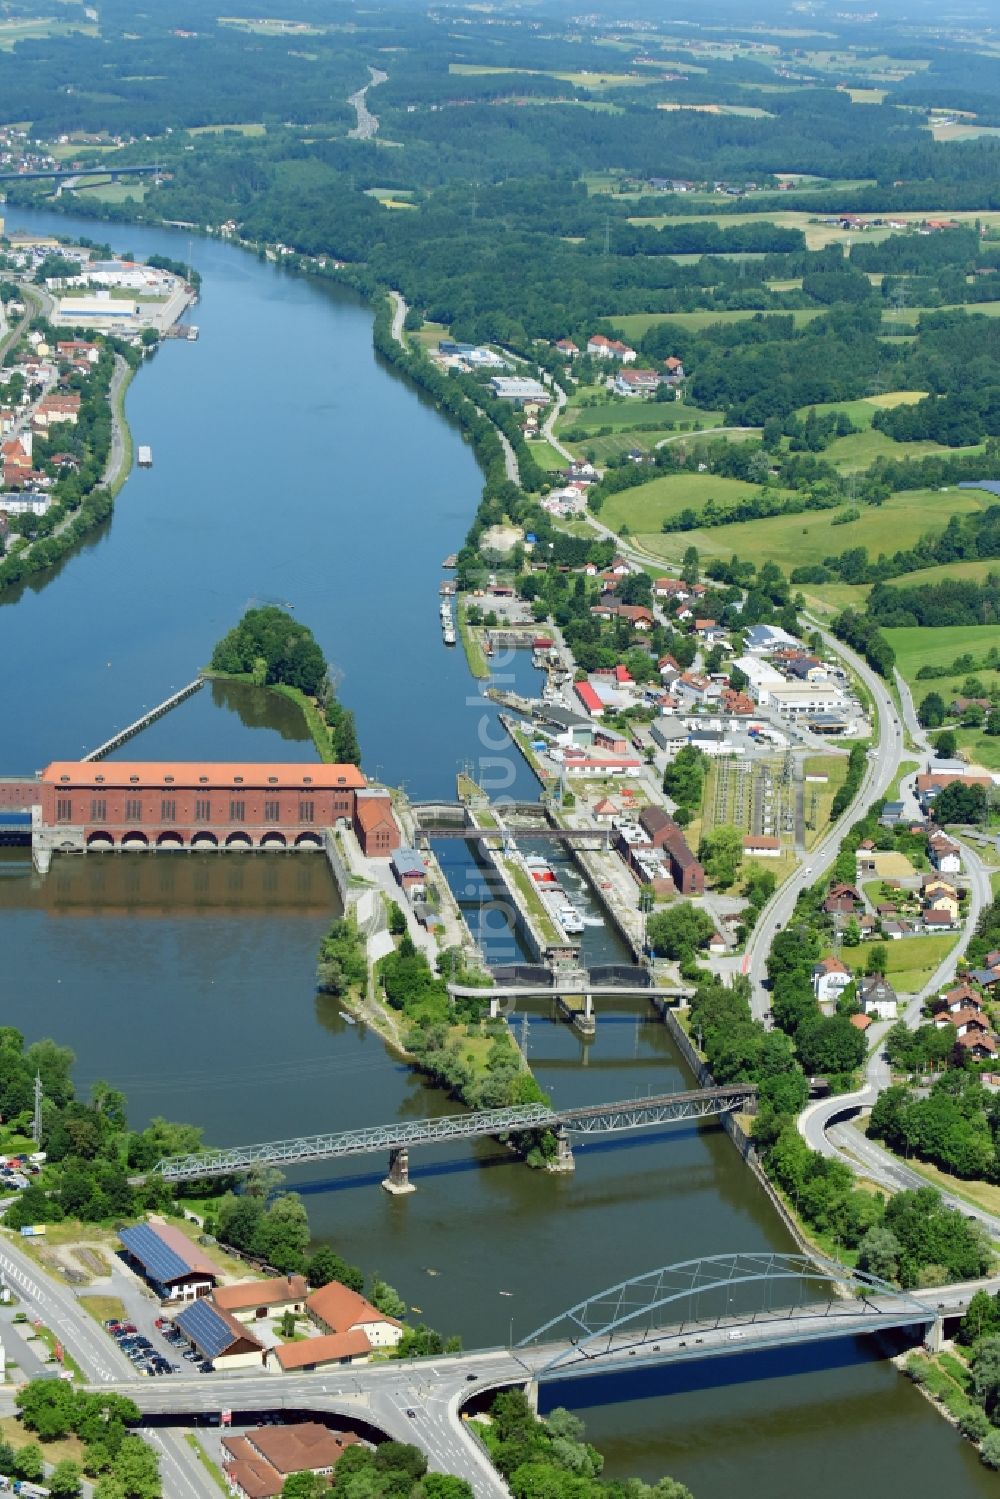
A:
[0,205,992,1497]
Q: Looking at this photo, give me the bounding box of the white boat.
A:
[556,905,585,934]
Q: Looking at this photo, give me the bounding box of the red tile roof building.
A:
[31,761,367,852]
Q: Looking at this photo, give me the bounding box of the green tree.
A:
[255,1193,311,1273]
[698,824,743,888]
[972,1336,1000,1422]
[16,1378,78,1439]
[49,1459,83,1497]
[856,1225,901,1282]
[13,1444,45,1482]
[645,904,715,961]
[370,1279,406,1319]
[958,1289,1000,1348]
[306,1245,364,1294]
[917,691,946,729]
[934,728,958,760]
[980,1430,1000,1470]
[281,1475,327,1499]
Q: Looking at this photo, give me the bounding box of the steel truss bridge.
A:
[143,1083,756,1183]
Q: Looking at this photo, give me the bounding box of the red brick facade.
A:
[36,761,367,850]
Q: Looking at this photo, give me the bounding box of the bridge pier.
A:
[382,1147,416,1196]
[549,1126,575,1174]
[924,1317,945,1354]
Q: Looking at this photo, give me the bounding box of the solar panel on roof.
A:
[119,1224,195,1286]
[175,1298,237,1361]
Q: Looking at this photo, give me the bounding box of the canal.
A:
[0,205,991,1497]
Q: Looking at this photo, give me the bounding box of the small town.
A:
[2,5,1000,1499]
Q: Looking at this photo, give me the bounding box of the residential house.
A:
[858,975,898,1020]
[654,579,689,602]
[555,338,579,358]
[223,1425,359,1499]
[923,909,959,932]
[306,1281,404,1350]
[593,797,619,823]
[812,955,852,1009]
[822,883,863,916]
[721,689,756,717]
[935,1007,991,1040]
[587,334,637,363]
[676,671,716,706]
[617,604,654,631]
[940,983,982,1015]
[664,355,685,380]
[658,654,681,683]
[928,832,962,875]
[915,771,993,810]
[613,367,662,398]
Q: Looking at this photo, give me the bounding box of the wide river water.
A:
[0,206,992,1497]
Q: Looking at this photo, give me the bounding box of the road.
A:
[102,355,131,488]
[740,620,902,1020]
[0,1236,217,1498]
[385,291,518,484]
[348,66,388,140]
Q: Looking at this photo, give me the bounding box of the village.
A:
[0,232,195,549]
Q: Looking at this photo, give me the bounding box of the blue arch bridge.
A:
[102,1252,989,1498]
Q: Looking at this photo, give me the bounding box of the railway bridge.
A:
[139,1084,758,1192]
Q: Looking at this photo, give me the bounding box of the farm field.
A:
[883,625,1000,769]
[621,486,990,570]
[609,308,823,338]
[599,472,799,535]
[558,398,723,437]
[821,428,980,471]
[624,207,1000,251]
[73,180,148,204]
[804,555,1000,618]
[884,623,1000,688]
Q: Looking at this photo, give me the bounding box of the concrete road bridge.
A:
[0,164,162,183]
[141,1084,757,1190]
[84,1253,974,1499]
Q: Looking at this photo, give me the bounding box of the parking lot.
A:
[104,1313,199,1377]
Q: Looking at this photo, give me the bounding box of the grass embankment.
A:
[904,1349,979,1429]
[185,1433,229,1494]
[457,599,490,679]
[879,1145,1000,1218]
[107,361,135,499]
